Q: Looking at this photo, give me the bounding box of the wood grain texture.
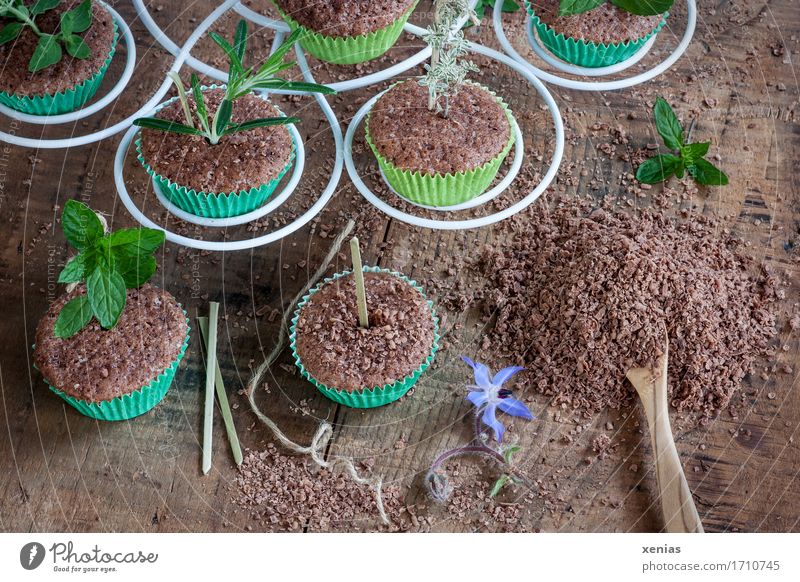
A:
[0,0,798,532]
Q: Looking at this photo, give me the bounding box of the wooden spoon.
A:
[626,338,704,533]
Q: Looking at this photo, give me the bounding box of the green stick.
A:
[202,302,219,475]
[197,316,243,466]
[350,237,369,328]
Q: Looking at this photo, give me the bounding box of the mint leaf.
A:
[653,96,684,150]
[0,22,24,45]
[86,266,126,329]
[636,154,682,183]
[31,0,60,16]
[58,252,91,283]
[29,33,61,72]
[116,254,156,288]
[54,295,93,339]
[688,158,729,186]
[107,227,165,254]
[681,141,710,165]
[60,0,92,35]
[610,0,674,16]
[64,34,90,59]
[62,200,104,250]
[559,0,604,16]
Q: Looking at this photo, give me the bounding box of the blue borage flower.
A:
[461,356,533,442]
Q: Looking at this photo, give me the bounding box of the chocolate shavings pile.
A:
[479,197,779,418]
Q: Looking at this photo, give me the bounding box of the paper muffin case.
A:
[39,314,190,422]
[365,82,516,207]
[271,0,418,65]
[290,266,440,409]
[135,85,296,219]
[525,1,667,68]
[0,21,119,115]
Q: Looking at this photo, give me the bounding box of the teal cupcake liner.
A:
[365,81,516,207]
[0,20,119,115]
[290,266,440,409]
[135,85,296,219]
[524,1,667,68]
[40,313,190,422]
[271,0,418,65]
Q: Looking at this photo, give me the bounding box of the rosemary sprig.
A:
[133,20,334,145]
[558,0,674,17]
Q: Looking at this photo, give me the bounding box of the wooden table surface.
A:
[1,0,798,533]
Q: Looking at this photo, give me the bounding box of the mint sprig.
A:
[53,200,166,339]
[558,0,673,17]
[636,97,729,187]
[0,0,94,73]
[133,20,334,145]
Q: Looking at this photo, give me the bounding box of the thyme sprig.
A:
[420,0,480,117]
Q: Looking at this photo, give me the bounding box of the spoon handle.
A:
[632,352,704,533]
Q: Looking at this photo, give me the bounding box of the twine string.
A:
[246,219,390,525]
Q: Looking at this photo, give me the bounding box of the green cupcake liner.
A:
[0,20,119,115]
[271,0,418,65]
[524,1,667,68]
[135,85,296,219]
[40,313,190,422]
[365,81,516,207]
[290,266,440,409]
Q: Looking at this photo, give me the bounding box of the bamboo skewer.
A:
[198,316,243,467]
[350,237,369,328]
[202,302,219,475]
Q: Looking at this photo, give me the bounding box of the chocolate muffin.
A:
[269,0,418,64]
[0,0,117,113]
[35,284,188,405]
[368,79,512,176]
[272,0,416,38]
[292,270,438,407]
[138,89,293,195]
[529,0,663,45]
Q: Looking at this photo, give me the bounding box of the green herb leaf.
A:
[233,18,247,62]
[653,96,684,150]
[680,141,710,165]
[214,98,233,137]
[63,33,90,59]
[61,200,104,250]
[30,0,60,16]
[191,74,210,134]
[107,227,165,254]
[115,254,157,288]
[0,22,24,45]
[636,153,683,184]
[132,117,202,136]
[559,0,604,16]
[258,28,301,76]
[610,0,674,17]
[209,31,244,79]
[688,158,729,186]
[222,116,299,136]
[86,266,126,329]
[54,295,93,339]
[489,474,510,498]
[58,251,91,283]
[60,0,92,35]
[246,78,335,94]
[29,33,62,72]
